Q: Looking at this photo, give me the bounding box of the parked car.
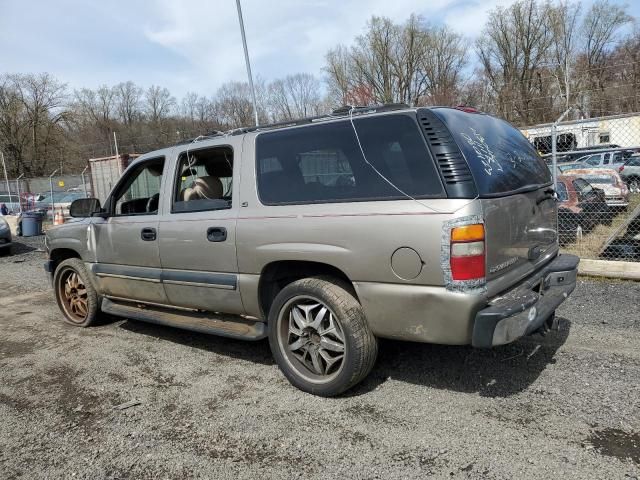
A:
[567,168,629,209]
[544,146,634,164]
[44,105,579,396]
[0,215,12,254]
[556,175,609,243]
[575,149,632,170]
[35,192,86,219]
[619,156,640,193]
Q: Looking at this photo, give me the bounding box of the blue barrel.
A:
[21,212,43,237]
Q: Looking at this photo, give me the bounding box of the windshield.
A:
[39,192,74,203]
[431,108,551,196]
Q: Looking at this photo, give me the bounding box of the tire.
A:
[53,258,100,327]
[268,276,378,397]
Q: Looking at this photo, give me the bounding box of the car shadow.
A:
[347,317,572,398]
[2,236,42,257]
[115,315,570,397]
[117,319,274,366]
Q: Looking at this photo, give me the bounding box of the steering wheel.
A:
[146,193,160,213]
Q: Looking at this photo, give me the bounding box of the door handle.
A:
[207,227,227,242]
[141,227,157,241]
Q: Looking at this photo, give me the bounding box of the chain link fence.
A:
[522,112,640,263]
[0,173,90,220]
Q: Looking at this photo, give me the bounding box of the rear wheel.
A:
[268,276,378,397]
[53,258,100,327]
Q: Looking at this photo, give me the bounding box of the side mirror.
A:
[70,198,101,218]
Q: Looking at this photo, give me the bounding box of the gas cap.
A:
[391,247,423,280]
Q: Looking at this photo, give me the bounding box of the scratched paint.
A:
[460,128,504,176]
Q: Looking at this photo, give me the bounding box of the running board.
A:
[101,298,267,341]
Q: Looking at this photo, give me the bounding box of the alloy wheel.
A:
[58,268,89,323]
[277,296,346,383]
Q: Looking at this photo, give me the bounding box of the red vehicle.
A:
[556,175,609,244]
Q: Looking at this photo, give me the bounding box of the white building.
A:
[520,112,640,154]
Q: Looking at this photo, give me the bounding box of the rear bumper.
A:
[472,254,579,348]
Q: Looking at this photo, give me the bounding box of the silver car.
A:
[619,156,640,193]
[44,105,579,396]
[0,216,12,254]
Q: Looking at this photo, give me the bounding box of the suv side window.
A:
[256,114,444,204]
[611,152,624,163]
[173,146,233,213]
[113,158,165,216]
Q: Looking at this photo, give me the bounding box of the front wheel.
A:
[268,276,378,397]
[53,258,100,327]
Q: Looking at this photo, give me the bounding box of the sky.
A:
[1,0,639,99]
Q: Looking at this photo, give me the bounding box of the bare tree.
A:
[215,81,267,128]
[419,24,467,105]
[268,73,322,121]
[144,85,175,124]
[579,0,631,116]
[476,0,553,124]
[0,73,70,176]
[114,81,142,126]
[548,1,582,110]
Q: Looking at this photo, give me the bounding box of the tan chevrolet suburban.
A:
[45,105,579,396]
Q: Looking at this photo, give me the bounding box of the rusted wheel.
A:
[53,258,99,327]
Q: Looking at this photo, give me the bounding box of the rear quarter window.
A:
[255,114,444,205]
[431,108,551,196]
[556,181,569,202]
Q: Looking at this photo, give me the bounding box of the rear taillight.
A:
[450,224,485,281]
[619,165,624,172]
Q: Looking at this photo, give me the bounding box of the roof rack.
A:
[230,103,411,135]
[174,131,226,146]
[172,103,411,145]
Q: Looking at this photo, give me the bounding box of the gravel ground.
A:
[1,236,639,479]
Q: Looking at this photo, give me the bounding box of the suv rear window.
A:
[255,114,444,204]
[432,108,551,196]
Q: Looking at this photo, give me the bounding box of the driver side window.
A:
[114,158,165,216]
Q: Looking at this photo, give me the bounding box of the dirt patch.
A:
[589,428,640,464]
[0,339,35,358]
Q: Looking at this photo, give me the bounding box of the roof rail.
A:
[173,131,225,146]
[231,103,411,135]
[172,103,412,145]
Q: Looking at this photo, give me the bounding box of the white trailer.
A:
[521,112,640,154]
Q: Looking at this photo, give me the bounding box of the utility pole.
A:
[49,169,59,220]
[113,131,119,159]
[1,151,13,206]
[16,174,24,213]
[236,0,259,127]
